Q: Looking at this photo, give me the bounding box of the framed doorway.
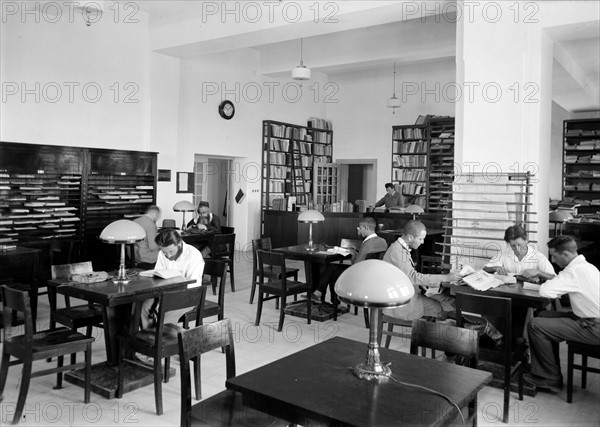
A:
[337,159,377,205]
[193,155,234,225]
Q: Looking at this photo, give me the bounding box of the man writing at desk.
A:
[374,183,402,209]
[522,235,599,390]
[186,201,221,256]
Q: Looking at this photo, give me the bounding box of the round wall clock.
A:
[218,100,235,120]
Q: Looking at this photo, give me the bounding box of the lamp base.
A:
[305,245,317,252]
[352,362,391,381]
[112,264,132,285]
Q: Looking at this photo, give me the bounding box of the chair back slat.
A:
[159,286,206,316]
[257,250,286,282]
[51,262,93,280]
[220,226,235,235]
[365,251,386,260]
[1,285,34,345]
[455,292,512,353]
[409,319,479,367]
[178,319,236,427]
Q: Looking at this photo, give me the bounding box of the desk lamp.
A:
[405,204,424,220]
[335,260,414,380]
[549,210,572,237]
[100,219,145,285]
[297,210,325,251]
[173,200,196,230]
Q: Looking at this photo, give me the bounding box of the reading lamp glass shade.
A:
[335,260,414,381]
[298,210,324,251]
[100,220,145,284]
[173,200,196,229]
[387,96,401,108]
[100,219,145,243]
[405,204,424,220]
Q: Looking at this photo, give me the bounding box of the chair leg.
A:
[567,347,574,403]
[228,260,235,292]
[307,292,312,326]
[363,308,369,328]
[164,357,170,383]
[55,355,64,389]
[84,343,92,404]
[581,355,588,388]
[193,356,201,400]
[502,368,510,423]
[384,323,394,349]
[13,361,33,424]
[255,290,264,326]
[154,357,163,415]
[249,274,257,304]
[278,295,287,332]
[116,342,125,399]
[518,364,524,400]
[0,352,10,398]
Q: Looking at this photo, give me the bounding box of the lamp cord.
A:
[388,374,466,427]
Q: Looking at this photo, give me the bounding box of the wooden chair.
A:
[117,286,207,415]
[409,319,479,426]
[567,341,600,403]
[208,233,236,292]
[249,237,299,305]
[0,285,94,425]
[255,250,311,332]
[379,313,414,350]
[178,319,287,427]
[456,292,525,424]
[49,262,104,362]
[419,255,450,274]
[180,260,226,329]
[220,226,235,235]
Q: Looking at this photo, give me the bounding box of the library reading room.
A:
[1,1,599,426]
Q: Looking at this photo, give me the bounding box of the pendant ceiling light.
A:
[387,63,401,113]
[292,38,311,81]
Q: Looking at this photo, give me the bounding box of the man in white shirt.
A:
[140,228,205,329]
[523,235,600,390]
[484,224,555,276]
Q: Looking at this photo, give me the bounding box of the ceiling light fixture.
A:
[74,2,103,27]
[292,38,311,81]
[387,63,401,113]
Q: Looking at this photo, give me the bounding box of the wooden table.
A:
[0,246,41,328]
[52,273,195,398]
[181,229,215,246]
[226,336,492,426]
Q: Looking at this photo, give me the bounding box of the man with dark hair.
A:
[374,182,402,209]
[133,205,161,269]
[523,235,599,390]
[484,224,554,276]
[186,201,222,256]
[311,217,388,304]
[382,220,458,320]
[140,228,205,329]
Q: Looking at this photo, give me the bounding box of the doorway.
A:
[337,159,377,205]
[193,155,233,225]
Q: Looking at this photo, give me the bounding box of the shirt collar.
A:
[363,233,377,242]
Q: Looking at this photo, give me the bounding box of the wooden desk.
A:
[181,230,215,245]
[52,273,195,398]
[226,336,492,426]
[0,246,41,327]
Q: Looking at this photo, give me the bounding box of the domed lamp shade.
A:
[173,200,196,230]
[335,260,414,380]
[100,219,146,285]
[405,204,425,220]
[297,210,325,251]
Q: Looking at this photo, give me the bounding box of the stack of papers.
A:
[461,270,503,291]
[326,246,352,257]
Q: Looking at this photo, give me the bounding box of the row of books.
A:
[393,127,425,140]
[565,170,600,177]
[565,139,600,149]
[400,182,426,195]
[396,169,426,181]
[565,154,600,163]
[393,155,428,168]
[307,117,332,130]
[564,183,600,191]
[313,144,332,156]
[565,129,599,137]
[270,124,312,141]
[266,138,290,152]
[310,131,332,144]
[394,140,427,154]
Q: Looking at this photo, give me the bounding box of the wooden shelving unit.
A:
[391,116,455,211]
[0,142,157,252]
[313,162,339,209]
[261,119,333,212]
[562,118,600,214]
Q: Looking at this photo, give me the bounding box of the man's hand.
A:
[521,268,541,278]
[197,224,208,231]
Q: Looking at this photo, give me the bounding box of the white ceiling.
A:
[134,1,599,113]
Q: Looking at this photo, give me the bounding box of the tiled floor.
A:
[1,250,598,426]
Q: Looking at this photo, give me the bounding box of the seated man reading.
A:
[186,201,221,256]
[382,220,458,320]
[311,217,388,304]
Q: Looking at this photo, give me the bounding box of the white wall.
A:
[328,58,456,205]
[0,8,150,149]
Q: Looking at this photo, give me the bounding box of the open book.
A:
[139,269,182,279]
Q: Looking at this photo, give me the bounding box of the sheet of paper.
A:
[461,270,503,291]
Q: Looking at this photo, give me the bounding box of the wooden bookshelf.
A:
[391,117,455,211]
[313,162,339,209]
[562,118,600,214]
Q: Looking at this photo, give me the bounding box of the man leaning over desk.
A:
[521,235,600,390]
[374,182,402,209]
